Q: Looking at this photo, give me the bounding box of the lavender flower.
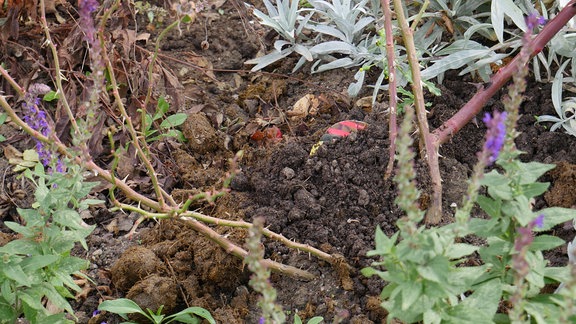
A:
[22,84,63,172]
[482,111,507,164]
[79,0,99,44]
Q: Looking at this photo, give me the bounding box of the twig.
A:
[381,0,398,179]
[38,0,80,136]
[392,0,443,224]
[97,0,169,209]
[180,217,316,280]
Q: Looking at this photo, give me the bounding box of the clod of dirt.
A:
[110,246,167,292]
[0,232,13,246]
[182,113,220,154]
[126,274,178,322]
[545,161,576,208]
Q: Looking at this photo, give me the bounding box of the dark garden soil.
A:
[1,1,576,323]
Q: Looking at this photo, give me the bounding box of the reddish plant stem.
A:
[433,0,576,146]
[382,0,398,180]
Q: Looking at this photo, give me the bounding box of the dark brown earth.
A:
[1,1,575,324]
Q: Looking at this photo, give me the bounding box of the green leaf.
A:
[0,112,7,124]
[476,195,501,219]
[20,255,59,272]
[479,170,508,186]
[2,263,29,286]
[155,96,170,120]
[417,256,449,283]
[523,299,559,323]
[543,266,571,283]
[460,278,501,319]
[40,283,74,315]
[169,312,202,324]
[43,91,59,102]
[401,281,422,310]
[516,162,555,184]
[306,316,324,324]
[98,298,146,316]
[160,113,187,129]
[520,182,550,199]
[535,207,576,231]
[529,235,565,251]
[367,227,398,256]
[502,196,533,226]
[467,218,500,237]
[178,306,216,324]
[487,184,513,200]
[445,243,479,259]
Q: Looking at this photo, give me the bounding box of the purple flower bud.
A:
[531,214,544,229]
[92,309,101,317]
[526,13,547,30]
[482,111,507,164]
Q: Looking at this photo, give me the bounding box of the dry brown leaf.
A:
[105,218,119,235]
[3,144,22,160]
[288,94,319,121]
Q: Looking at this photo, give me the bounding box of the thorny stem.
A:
[392,0,442,224]
[142,19,182,133]
[0,65,23,96]
[410,0,430,31]
[180,217,316,280]
[97,0,168,209]
[433,0,576,146]
[381,0,398,180]
[38,0,80,136]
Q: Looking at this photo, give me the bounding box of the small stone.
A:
[281,167,295,179]
[358,189,370,206]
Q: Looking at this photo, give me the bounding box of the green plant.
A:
[0,112,7,142]
[0,162,100,323]
[97,298,215,324]
[362,13,576,322]
[139,96,187,142]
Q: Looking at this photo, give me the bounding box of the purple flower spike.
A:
[22,83,64,173]
[482,111,507,164]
